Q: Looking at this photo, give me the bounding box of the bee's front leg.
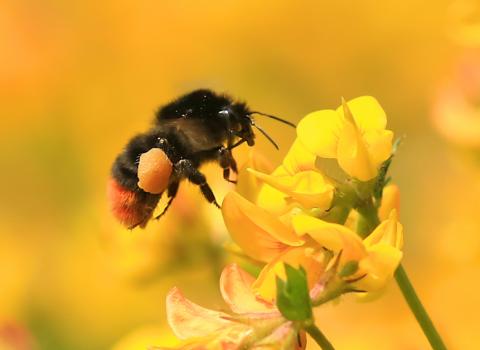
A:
[218,147,237,184]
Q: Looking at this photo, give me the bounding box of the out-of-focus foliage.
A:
[1,0,479,349]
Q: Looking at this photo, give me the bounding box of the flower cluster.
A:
[222,96,403,302]
[154,96,407,350]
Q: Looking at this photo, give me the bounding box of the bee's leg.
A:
[218,147,237,184]
[154,182,179,220]
[176,159,220,208]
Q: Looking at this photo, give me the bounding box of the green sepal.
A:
[276,264,313,322]
[373,136,402,204]
[338,260,359,278]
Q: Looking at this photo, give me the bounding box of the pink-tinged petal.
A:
[282,139,317,174]
[166,287,233,339]
[220,264,275,314]
[251,322,304,350]
[150,324,253,350]
[297,110,342,158]
[336,96,387,132]
[252,247,326,302]
[222,192,304,262]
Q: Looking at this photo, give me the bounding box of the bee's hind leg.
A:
[175,159,220,208]
[154,182,179,220]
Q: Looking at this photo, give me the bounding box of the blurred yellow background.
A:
[1,0,479,349]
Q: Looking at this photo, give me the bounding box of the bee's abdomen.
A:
[107,177,160,228]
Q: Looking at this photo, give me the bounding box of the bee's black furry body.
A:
[110,89,255,228]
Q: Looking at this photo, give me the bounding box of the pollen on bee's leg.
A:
[137,148,173,194]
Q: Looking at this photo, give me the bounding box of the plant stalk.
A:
[395,264,447,350]
[304,323,335,350]
[356,200,447,349]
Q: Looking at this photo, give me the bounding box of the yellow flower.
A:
[221,192,328,302]
[248,167,334,212]
[252,138,328,216]
[221,191,305,262]
[252,246,326,302]
[221,187,402,297]
[297,96,393,181]
[292,210,403,293]
[221,95,402,302]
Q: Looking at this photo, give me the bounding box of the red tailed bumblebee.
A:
[108,89,294,229]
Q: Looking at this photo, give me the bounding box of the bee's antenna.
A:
[248,111,296,128]
[251,120,279,150]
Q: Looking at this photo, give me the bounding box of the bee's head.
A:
[219,100,296,150]
[244,108,296,150]
[219,102,256,146]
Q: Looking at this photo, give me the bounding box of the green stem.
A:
[395,264,447,350]
[356,200,447,349]
[304,323,335,350]
[356,197,380,237]
[320,206,350,225]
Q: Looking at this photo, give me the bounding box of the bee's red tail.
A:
[107,178,156,229]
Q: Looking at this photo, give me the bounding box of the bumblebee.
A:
[108,89,294,229]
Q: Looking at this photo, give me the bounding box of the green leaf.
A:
[276,264,313,322]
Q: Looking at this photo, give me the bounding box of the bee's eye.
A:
[218,109,229,117]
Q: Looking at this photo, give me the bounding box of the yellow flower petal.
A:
[363,210,403,249]
[352,210,404,292]
[337,114,377,181]
[219,264,275,314]
[256,166,291,215]
[248,168,334,211]
[363,129,394,168]
[378,184,400,221]
[252,247,325,302]
[357,244,403,291]
[336,96,387,132]
[282,139,317,174]
[222,192,304,262]
[296,109,342,158]
[256,183,290,216]
[166,287,233,339]
[236,149,275,203]
[291,214,366,262]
